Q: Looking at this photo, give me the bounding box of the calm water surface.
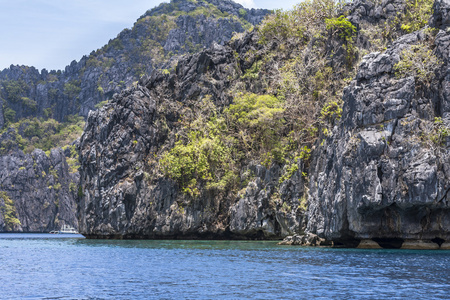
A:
[0,234,449,299]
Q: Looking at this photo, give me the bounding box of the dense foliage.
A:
[160,94,286,195]
[0,116,84,163]
[0,192,21,231]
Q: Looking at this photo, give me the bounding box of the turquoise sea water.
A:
[0,234,449,299]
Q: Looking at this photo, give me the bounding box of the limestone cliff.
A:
[0,146,78,232]
[307,0,450,248]
[78,0,450,246]
[78,42,306,238]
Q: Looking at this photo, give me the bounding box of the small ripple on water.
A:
[0,234,449,299]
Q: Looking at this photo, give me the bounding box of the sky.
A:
[0,0,299,71]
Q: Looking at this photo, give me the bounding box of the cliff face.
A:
[0,146,78,232]
[0,0,270,233]
[307,0,450,247]
[78,42,305,238]
[78,0,450,245]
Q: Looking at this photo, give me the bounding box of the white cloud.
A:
[233,0,256,9]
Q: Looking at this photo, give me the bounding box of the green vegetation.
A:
[0,116,85,155]
[325,16,356,42]
[63,81,81,98]
[20,97,38,112]
[161,93,294,196]
[226,93,285,157]
[160,0,437,200]
[398,0,434,34]
[95,100,109,109]
[0,191,21,230]
[3,106,16,123]
[431,117,450,147]
[1,79,27,102]
[358,0,434,52]
[160,125,236,196]
[160,99,237,196]
[160,0,355,196]
[325,15,357,64]
[394,42,441,86]
[321,100,343,126]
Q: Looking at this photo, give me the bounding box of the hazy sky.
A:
[0,0,299,71]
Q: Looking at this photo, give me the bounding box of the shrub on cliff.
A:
[399,0,434,34]
[160,117,236,196]
[394,42,441,86]
[0,116,84,155]
[325,15,357,65]
[0,192,21,231]
[225,93,285,158]
[160,93,286,196]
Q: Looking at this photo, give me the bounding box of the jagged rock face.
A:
[229,162,306,238]
[344,0,408,26]
[307,23,450,245]
[0,148,78,232]
[78,0,449,242]
[430,0,450,30]
[164,14,245,53]
[78,42,305,239]
[163,0,269,54]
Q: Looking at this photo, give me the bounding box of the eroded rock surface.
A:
[78,0,450,245]
[0,147,78,232]
[307,17,450,247]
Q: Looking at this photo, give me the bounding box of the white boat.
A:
[58,224,79,234]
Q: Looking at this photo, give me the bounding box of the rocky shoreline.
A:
[279,234,450,250]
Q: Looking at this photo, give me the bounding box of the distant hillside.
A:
[0,0,269,128]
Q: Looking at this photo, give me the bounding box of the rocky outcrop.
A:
[344,0,408,27]
[164,14,245,54]
[307,12,450,247]
[78,41,306,239]
[0,147,78,232]
[429,0,450,30]
[278,233,328,246]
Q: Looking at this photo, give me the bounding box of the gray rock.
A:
[429,0,450,30]
[77,0,450,243]
[278,233,326,246]
[78,40,306,239]
[0,148,78,232]
[307,27,450,247]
